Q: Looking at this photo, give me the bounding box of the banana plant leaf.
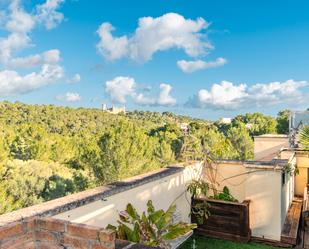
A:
[147,200,155,214]
[126,203,140,220]
[118,222,140,242]
[300,126,309,149]
[162,223,197,240]
[149,209,165,224]
[156,203,176,230]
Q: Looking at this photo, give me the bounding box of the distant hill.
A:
[0,101,285,214]
[0,101,211,214]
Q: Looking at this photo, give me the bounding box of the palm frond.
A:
[299,126,309,149]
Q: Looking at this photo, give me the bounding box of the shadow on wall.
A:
[53,163,204,228]
[202,161,287,241]
[245,171,282,240]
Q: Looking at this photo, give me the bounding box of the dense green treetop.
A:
[0,102,289,214]
[276,109,290,134]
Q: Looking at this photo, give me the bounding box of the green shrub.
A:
[107,200,197,248]
[212,186,238,202]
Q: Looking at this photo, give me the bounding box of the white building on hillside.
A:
[219,117,232,124]
[102,104,126,114]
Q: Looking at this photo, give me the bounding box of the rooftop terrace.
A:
[0,153,299,248]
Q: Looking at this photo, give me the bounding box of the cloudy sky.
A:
[0,0,309,120]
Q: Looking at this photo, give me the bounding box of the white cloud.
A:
[0,1,34,64]
[189,79,308,110]
[177,57,227,73]
[0,64,64,97]
[0,1,65,66]
[67,73,81,84]
[197,81,248,109]
[36,0,65,30]
[105,76,177,106]
[6,1,35,34]
[249,79,308,103]
[8,49,60,68]
[96,23,128,61]
[97,13,211,62]
[157,84,177,106]
[105,76,136,104]
[0,11,6,26]
[0,33,31,64]
[0,0,65,96]
[134,93,156,105]
[56,92,81,102]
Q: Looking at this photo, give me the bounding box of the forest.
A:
[0,101,289,214]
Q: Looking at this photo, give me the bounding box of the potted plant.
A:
[187,177,252,242]
[186,179,210,225]
[107,200,197,249]
[211,186,238,202]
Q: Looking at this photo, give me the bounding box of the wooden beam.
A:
[281,199,303,245]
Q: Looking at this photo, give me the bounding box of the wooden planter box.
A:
[191,197,251,242]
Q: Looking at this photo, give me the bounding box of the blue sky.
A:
[0,0,309,120]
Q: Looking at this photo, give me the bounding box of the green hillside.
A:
[0,101,286,214]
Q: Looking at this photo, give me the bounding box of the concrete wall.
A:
[205,162,247,202]
[53,163,203,227]
[254,135,289,161]
[281,172,294,229]
[280,150,295,228]
[244,169,282,240]
[204,161,292,241]
[53,160,291,242]
[295,152,309,196]
[296,168,307,196]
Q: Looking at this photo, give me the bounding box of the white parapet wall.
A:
[0,158,295,244]
[51,159,293,242]
[53,162,203,227]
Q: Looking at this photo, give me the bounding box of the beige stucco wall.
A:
[295,167,307,196]
[204,161,292,241]
[295,153,309,196]
[205,162,246,202]
[244,169,282,240]
[281,172,294,229]
[254,135,289,160]
[53,163,203,227]
[280,151,295,222]
[296,153,309,168]
[280,150,295,160]
[53,160,292,242]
